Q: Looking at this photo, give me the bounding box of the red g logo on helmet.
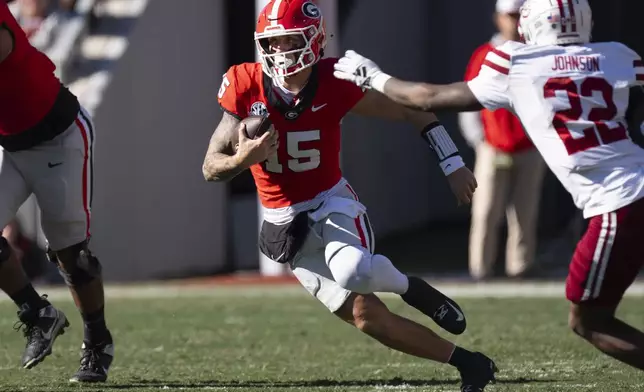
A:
[301,2,320,19]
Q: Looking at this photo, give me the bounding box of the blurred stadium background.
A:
[8,0,644,284]
[4,2,644,391]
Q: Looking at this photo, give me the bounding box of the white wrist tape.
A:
[421,122,464,176]
[371,72,392,93]
[422,123,459,160]
[439,155,465,176]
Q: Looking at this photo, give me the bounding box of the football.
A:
[242,115,272,139]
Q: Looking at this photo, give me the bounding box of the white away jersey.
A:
[468,41,644,218]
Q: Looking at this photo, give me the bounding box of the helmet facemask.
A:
[255,23,324,78]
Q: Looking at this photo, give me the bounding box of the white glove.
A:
[333,50,392,92]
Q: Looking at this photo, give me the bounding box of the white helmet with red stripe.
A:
[518,0,592,46]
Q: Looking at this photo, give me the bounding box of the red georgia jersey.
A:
[0,2,61,135]
[218,58,365,209]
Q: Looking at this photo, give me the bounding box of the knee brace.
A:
[326,241,409,295]
[48,241,102,287]
[326,242,374,294]
[0,236,11,265]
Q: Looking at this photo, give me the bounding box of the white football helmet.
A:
[518,0,592,46]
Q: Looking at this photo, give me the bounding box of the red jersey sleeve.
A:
[323,58,365,112]
[218,65,250,119]
[338,79,366,112]
[464,43,492,82]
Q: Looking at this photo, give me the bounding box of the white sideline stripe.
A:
[0,281,641,302]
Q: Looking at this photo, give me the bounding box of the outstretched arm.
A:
[348,89,477,205]
[380,79,483,113]
[334,50,483,114]
[349,88,440,127]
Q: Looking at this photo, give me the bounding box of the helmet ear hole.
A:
[259,38,271,53]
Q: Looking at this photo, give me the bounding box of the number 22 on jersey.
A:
[543,76,628,155]
[264,130,321,173]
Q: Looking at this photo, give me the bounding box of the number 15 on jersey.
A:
[265,130,321,173]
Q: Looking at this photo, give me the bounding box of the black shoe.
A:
[69,341,114,382]
[458,352,498,392]
[401,276,467,334]
[15,301,69,369]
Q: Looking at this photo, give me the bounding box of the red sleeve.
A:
[324,58,366,112]
[217,65,248,119]
[342,80,366,111]
[464,43,492,82]
[339,79,366,112]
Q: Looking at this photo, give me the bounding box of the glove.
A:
[333,50,391,92]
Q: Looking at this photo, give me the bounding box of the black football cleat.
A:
[69,341,114,383]
[15,301,69,369]
[458,352,498,392]
[401,276,467,334]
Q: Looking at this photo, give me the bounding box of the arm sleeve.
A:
[218,65,246,119]
[466,45,513,111]
[458,45,489,146]
[328,58,366,112]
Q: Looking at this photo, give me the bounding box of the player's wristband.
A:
[371,72,392,93]
[421,122,465,176]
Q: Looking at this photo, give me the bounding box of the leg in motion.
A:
[30,110,112,382]
[566,202,644,370]
[569,303,644,370]
[51,242,114,382]
[0,236,69,369]
[324,212,467,334]
[0,151,68,369]
[335,293,498,391]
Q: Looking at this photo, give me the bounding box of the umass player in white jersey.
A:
[335,0,644,371]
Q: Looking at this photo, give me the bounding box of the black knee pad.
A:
[52,241,102,287]
[0,236,11,264]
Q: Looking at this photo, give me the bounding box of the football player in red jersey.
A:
[0,1,113,382]
[203,1,497,389]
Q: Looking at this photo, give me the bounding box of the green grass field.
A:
[0,282,642,391]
